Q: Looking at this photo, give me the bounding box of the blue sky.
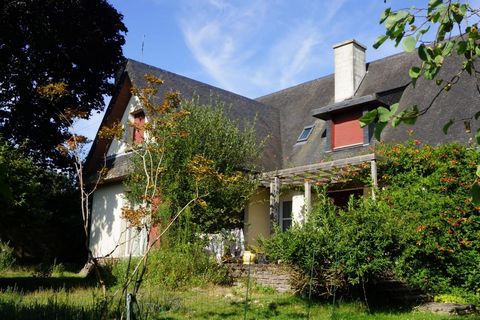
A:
[76,0,431,140]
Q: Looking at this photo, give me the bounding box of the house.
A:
[86,39,479,258]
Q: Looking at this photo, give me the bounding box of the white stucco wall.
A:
[107,95,143,157]
[291,193,306,226]
[280,190,306,227]
[89,183,129,258]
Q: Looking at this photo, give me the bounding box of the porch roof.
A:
[259,153,382,186]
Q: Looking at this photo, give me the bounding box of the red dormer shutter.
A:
[133,111,145,145]
[331,110,363,149]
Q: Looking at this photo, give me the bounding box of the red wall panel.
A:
[332,111,363,149]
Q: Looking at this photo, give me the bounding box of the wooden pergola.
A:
[260,153,381,229]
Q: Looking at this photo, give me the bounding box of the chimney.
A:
[333,39,366,102]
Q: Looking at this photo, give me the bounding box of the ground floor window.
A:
[280,200,292,231]
[328,188,364,207]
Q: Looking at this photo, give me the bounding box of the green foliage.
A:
[376,141,480,294]
[263,191,402,295]
[110,242,229,290]
[364,1,480,160]
[124,98,261,233]
[0,140,86,262]
[0,0,127,170]
[377,1,479,82]
[51,262,66,277]
[434,287,480,305]
[0,242,16,271]
[163,100,260,231]
[265,142,480,297]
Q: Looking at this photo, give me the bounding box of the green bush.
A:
[434,287,480,305]
[109,242,230,290]
[263,191,404,295]
[0,140,85,263]
[376,142,480,294]
[0,241,16,271]
[264,142,480,298]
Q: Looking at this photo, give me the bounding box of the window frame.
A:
[131,110,145,145]
[296,125,315,143]
[279,200,293,231]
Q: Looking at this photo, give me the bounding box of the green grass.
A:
[1,284,479,320]
[1,269,81,278]
[0,264,478,320]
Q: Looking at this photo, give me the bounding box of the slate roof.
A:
[86,59,282,180]
[87,48,480,182]
[257,50,479,169]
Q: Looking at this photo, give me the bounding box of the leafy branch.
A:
[360,0,480,202]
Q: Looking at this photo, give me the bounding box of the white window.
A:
[280,200,292,231]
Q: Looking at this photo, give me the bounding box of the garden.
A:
[1,140,480,319]
[0,242,476,320]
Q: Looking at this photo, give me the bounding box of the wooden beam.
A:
[259,153,383,188]
[304,180,311,218]
[269,177,280,233]
[263,153,378,178]
[370,159,378,200]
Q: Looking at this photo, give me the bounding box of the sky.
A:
[76,0,432,141]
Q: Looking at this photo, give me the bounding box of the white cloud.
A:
[178,1,391,97]
[249,21,326,91]
[179,0,267,95]
[323,0,346,22]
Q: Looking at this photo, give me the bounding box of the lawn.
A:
[1,281,478,320]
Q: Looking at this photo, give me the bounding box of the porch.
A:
[244,153,382,246]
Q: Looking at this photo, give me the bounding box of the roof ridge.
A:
[255,74,334,100]
[366,50,412,66]
[126,59,270,108]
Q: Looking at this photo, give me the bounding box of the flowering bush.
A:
[264,141,480,298]
[376,141,480,294]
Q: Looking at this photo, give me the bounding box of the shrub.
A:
[264,142,480,297]
[51,261,66,277]
[434,287,480,306]
[144,242,230,289]
[376,142,480,294]
[109,241,230,290]
[263,191,404,296]
[0,241,16,271]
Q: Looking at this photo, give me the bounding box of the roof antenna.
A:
[141,34,145,62]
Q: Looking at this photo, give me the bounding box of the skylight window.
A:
[297,125,314,143]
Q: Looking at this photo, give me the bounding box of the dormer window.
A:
[132,111,145,145]
[312,94,378,152]
[297,125,314,143]
[331,110,363,150]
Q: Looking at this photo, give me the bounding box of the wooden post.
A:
[370,159,377,200]
[304,180,312,219]
[269,177,280,233]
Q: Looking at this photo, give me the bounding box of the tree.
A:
[120,77,261,235]
[0,140,85,262]
[360,0,480,200]
[0,0,127,171]
[150,98,261,233]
